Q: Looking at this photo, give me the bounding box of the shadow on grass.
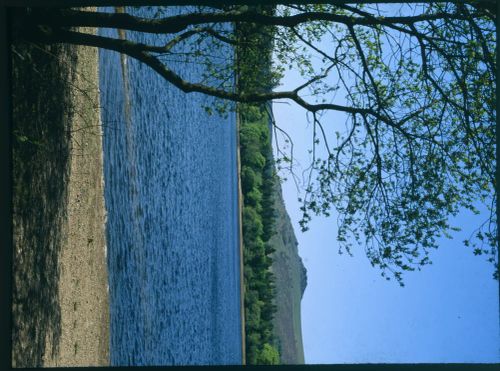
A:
[11,37,77,367]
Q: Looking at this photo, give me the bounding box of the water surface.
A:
[99,7,242,365]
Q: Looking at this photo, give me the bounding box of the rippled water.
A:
[98,6,242,366]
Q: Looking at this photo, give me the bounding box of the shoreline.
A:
[12,20,109,366]
[12,14,245,366]
[41,27,110,367]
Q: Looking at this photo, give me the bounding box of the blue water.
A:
[98,6,242,366]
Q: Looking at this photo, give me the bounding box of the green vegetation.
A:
[239,103,280,365]
[239,101,308,365]
[235,6,309,361]
[236,5,287,365]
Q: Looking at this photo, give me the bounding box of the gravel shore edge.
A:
[41,27,110,367]
[27,29,109,367]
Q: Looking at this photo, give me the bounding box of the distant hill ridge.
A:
[269,143,308,364]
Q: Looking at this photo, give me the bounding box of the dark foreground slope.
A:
[12,20,109,367]
[12,36,74,368]
[270,183,307,364]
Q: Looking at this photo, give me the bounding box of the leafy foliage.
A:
[26,2,497,284]
[240,103,280,365]
[275,3,497,284]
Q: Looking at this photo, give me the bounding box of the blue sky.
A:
[271,9,499,362]
[273,98,499,364]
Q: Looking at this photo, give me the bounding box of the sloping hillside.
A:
[270,183,307,364]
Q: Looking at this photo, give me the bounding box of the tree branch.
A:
[34,7,482,35]
[38,27,384,121]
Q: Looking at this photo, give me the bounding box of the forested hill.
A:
[269,148,308,365]
[239,101,308,364]
[237,4,307,364]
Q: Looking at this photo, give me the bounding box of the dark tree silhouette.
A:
[14,2,497,284]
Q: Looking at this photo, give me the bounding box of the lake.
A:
[98,6,242,366]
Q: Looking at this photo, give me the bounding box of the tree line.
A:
[237,8,281,365]
[240,103,280,365]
